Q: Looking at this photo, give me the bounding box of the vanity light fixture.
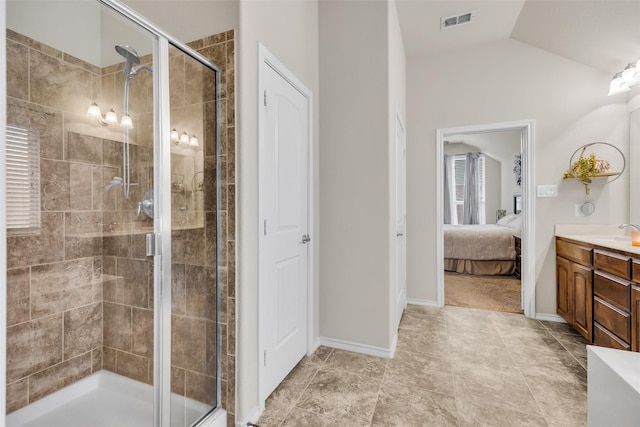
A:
[87,102,133,128]
[608,58,640,95]
[170,128,199,147]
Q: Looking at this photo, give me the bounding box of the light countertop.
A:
[555,224,640,256]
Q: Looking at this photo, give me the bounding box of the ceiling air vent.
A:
[440,11,475,29]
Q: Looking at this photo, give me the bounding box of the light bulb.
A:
[87,102,102,118]
[632,58,640,81]
[189,135,199,146]
[621,62,638,85]
[105,109,118,124]
[180,132,189,144]
[608,72,630,96]
[170,128,180,143]
[121,115,134,129]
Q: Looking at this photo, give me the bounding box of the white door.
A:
[395,114,407,329]
[260,60,310,400]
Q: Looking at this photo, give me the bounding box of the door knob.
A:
[397,232,404,237]
[301,234,311,244]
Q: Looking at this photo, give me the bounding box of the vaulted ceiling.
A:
[396,0,640,75]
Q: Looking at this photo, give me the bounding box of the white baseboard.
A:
[236,406,262,427]
[319,336,394,359]
[535,313,566,323]
[406,298,441,307]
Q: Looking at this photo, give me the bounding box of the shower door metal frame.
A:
[97,1,223,426]
[0,0,7,419]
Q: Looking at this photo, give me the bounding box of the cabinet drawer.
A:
[556,239,592,266]
[594,250,631,280]
[594,322,630,351]
[594,271,631,310]
[632,259,640,284]
[594,296,630,343]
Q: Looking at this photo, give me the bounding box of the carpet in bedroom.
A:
[444,272,523,314]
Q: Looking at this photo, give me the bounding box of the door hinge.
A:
[263,350,267,366]
[264,90,267,106]
[264,219,267,236]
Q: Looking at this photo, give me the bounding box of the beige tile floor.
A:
[257,304,589,427]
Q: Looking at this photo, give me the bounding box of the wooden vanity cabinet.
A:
[632,260,640,352]
[556,256,573,323]
[556,237,640,351]
[632,285,640,352]
[555,239,593,341]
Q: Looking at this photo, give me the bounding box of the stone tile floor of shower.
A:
[257,305,589,427]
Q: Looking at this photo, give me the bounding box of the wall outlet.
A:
[537,184,558,197]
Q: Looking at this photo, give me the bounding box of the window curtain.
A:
[463,152,481,224]
[443,154,457,225]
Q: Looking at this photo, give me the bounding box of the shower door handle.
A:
[146,233,161,256]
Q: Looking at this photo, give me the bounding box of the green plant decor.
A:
[562,152,599,183]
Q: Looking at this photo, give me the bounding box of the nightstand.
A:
[514,235,521,279]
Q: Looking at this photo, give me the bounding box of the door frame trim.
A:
[436,119,536,317]
[394,108,407,330]
[257,42,314,404]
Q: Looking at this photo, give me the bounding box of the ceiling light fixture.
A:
[171,128,199,147]
[87,102,134,128]
[608,58,640,96]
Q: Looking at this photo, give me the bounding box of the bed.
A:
[444,214,521,276]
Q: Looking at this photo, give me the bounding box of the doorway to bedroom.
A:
[436,120,535,317]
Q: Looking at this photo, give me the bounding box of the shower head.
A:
[115,45,141,65]
[105,176,124,192]
[115,45,141,79]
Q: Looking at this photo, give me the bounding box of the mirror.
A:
[630,107,640,224]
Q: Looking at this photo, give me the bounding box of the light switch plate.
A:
[537,184,558,197]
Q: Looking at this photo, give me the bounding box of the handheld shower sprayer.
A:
[113,44,153,201]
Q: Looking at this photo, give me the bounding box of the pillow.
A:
[506,215,522,230]
[497,213,518,226]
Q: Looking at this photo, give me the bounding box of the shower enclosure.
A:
[4,0,225,425]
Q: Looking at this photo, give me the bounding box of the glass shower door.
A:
[166,43,220,426]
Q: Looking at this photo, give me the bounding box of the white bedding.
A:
[444,224,519,261]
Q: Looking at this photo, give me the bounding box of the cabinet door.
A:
[632,285,640,352]
[573,263,593,342]
[556,256,573,323]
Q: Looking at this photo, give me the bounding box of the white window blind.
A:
[6,125,41,235]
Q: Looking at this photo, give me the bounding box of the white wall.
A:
[237,0,319,423]
[319,0,390,349]
[455,131,522,213]
[319,0,405,353]
[407,38,629,313]
[7,0,102,65]
[484,155,501,223]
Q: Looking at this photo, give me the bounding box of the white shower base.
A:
[6,370,225,427]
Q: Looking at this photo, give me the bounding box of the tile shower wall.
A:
[5,28,236,422]
[6,29,106,413]
[189,30,236,424]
